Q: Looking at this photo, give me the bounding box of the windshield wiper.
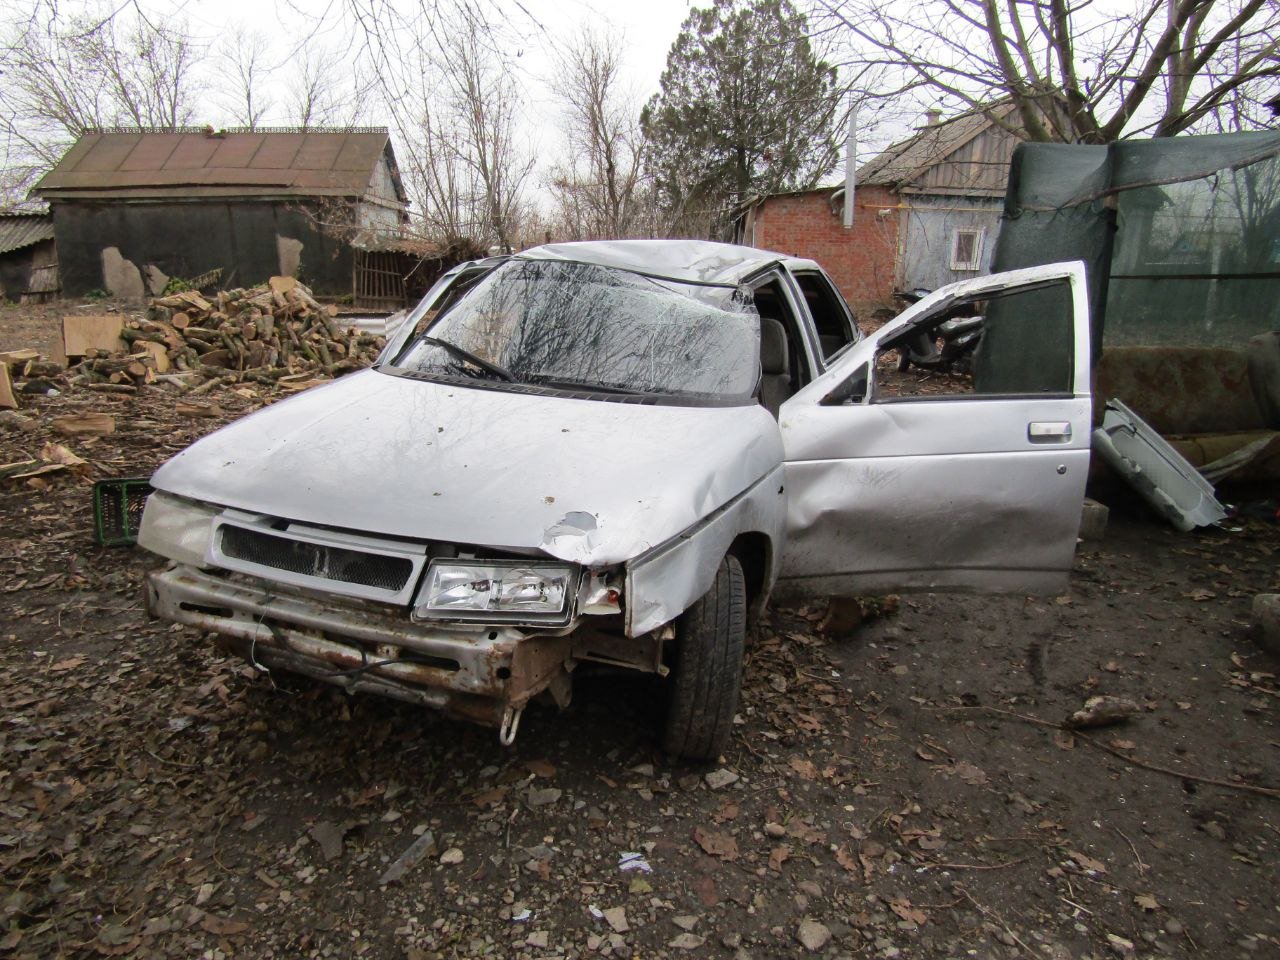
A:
[526,376,648,395]
[420,336,515,382]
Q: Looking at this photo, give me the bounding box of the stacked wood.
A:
[69,276,387,393]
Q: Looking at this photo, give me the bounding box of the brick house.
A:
[736,104,1034,315]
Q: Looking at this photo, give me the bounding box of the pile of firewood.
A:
[70,276,388,393]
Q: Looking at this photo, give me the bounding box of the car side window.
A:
[792,270,858,362]
[871,279,1075,402]
[750,274,811,418]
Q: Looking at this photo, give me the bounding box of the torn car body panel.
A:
[1092,398,1227,531]
[625,465,786,636]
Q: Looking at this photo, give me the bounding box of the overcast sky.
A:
[170,0,700,136]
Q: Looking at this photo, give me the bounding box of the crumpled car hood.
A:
[151,370,782,565]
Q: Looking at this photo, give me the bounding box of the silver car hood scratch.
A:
[150,370,782,566]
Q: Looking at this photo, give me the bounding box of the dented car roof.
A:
[519,239,800,287]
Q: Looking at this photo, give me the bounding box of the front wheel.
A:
[661,554,747,761]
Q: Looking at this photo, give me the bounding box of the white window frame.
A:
[949,227,985,271]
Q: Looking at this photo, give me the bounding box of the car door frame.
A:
[774,260,1092,599]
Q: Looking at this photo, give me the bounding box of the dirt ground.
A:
[1,319,1278,960]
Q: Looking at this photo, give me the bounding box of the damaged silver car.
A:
[140,240,1092,760]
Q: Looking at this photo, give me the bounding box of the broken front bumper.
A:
[145,565,571,728]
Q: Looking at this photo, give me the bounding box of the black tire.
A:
[662,554,747,761]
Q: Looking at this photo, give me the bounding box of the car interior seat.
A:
[759,316,791,418]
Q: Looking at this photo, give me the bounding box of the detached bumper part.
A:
[146,565,571,731]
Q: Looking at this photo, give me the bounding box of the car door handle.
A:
[1028,421,1072,442]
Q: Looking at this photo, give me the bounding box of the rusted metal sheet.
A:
[146,565,515,696]
[1094,345,1266,435]
[34,129,405,203]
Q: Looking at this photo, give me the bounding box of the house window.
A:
[949,228,985,271]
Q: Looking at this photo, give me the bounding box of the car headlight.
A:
[414,560,575,621]
[137,492,218,566]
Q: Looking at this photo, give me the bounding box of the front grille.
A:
[219,525,413,593]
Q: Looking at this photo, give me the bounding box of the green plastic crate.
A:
[93,478,153,547]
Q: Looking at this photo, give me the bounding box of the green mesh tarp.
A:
[982,132,1280,392]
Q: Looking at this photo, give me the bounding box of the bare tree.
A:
[284,44,369,130]
[0,5,202,205]
[817,0,1280,142]
[547,29,648,239]
[445,12,535,251]
[333,1,534,248]
[316,0,540,246]
[220,28,275,131]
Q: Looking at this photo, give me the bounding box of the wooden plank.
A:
[62,314,126,360]
[0,364,15,410]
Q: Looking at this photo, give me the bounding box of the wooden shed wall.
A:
[52,199,356,298]
[906,123,1025,198]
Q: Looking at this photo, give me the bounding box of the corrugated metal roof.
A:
[858,104,1018,188]
[34,128,407,204]
[0,214,55,256]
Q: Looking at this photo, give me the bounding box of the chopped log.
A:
[176,399,226,416]
[187,376,236,397]
[64,273,389,401]
[24,361,64,378]
[52,412,116,436]
[0,349,39,370]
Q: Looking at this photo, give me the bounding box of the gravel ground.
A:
[1,350,1278,960]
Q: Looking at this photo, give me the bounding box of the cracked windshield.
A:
[392,258,760,402]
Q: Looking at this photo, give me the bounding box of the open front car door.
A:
[776,261,1092,598]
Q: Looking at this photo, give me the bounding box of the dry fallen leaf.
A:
[692,826,739,861]
[1069,850,1107,874]
[889,896,928,925]
[789,757,819,780]
[1134,893,1159,912]
[834,845,861,876]
[713,800,740,823]
[200,914,249,936]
